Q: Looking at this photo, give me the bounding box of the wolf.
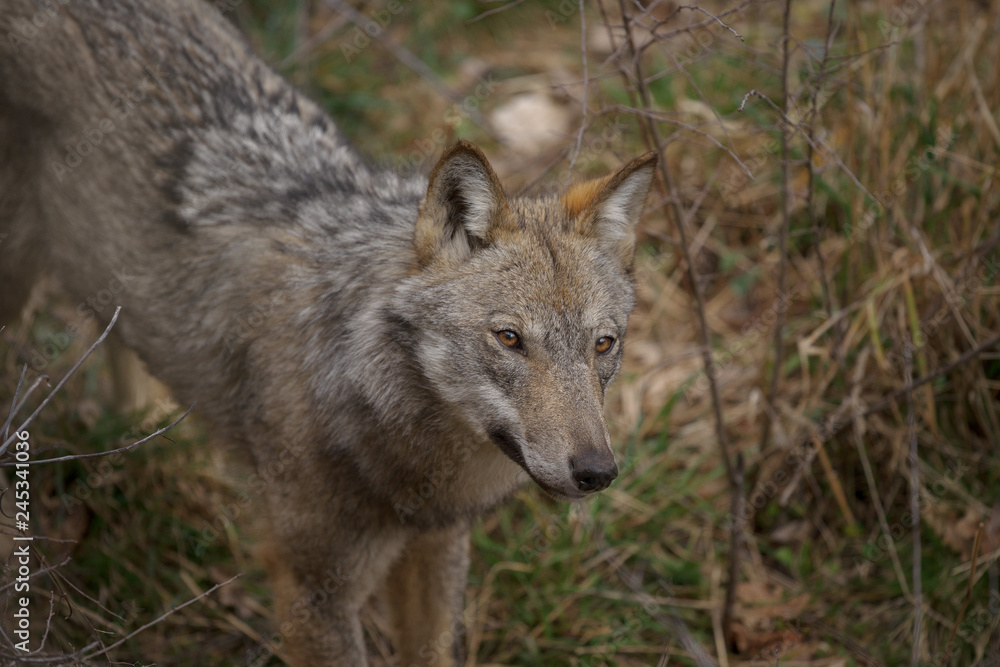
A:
[0,0,656,664]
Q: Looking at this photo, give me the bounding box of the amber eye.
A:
[595,336,615,354]
[496,330,521,349]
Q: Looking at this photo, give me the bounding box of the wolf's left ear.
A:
[563,152,658,267]
[414,141,516,266]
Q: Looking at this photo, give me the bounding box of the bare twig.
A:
[805,0,840,325]
[280,11,350,67]
[852,424,911,597]
[645,1,753,44]
[0,307,122,457]
[610,0,735,495]
[905,341,922,666]
[322,0,498,139]
[604,104,752,179]
[0,556,72,595]
[947,522,984,654]
[2,364,29,441]
[606,544,718,667]
[609,0,741,650]
[5,405,194,466]
[758,0,793,455]
[722,452,746,655]
[738,88,879,204]
[860,331,1000,421]
[466,0,527,24]
[73,575,241,663]
[5,373,48,444]
[678,5,744,41]
[564,0,590,188]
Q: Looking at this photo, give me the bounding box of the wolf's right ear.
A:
[414,141,516,266]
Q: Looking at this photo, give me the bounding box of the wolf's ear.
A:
[562,152,658,267]
[415,141,515,266]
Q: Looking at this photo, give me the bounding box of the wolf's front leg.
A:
[383,523,471,667]
[258,525,407,666]
[255,457,407,667]
[258,525,405,666]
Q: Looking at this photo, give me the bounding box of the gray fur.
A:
[0,1,656,664]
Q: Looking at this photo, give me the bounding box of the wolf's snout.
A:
[570,452,618,493]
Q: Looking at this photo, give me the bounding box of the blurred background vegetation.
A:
[2,0,999,665]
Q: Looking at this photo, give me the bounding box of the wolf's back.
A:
[0,0,424,431]
[2,0,292,133]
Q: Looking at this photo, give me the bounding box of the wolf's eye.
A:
[595,336,615,354]
[496,330,521,349]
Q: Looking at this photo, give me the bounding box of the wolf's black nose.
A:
[571,454,619,493]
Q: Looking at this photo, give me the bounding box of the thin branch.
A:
[280,12,350,67]
[861,331,1000,420]
[905,341,922,667]
[2,364,29,442]
[322,0,498,139]
[722,452,746,656]
[0,307,122,457]
[678,5,745,41]
[806,0,840,324]
[605,104,753,179]
[0,556,72,595]
[6,405,194,466]
[644,1,754,42]
[738,88,879,205]
[564,0,590,189]
[758,0,793,456]
[5,373,48,443]
[610,0,741,652]
[602,534,717,667]
[466,0,527,24]
[78,574,241,662]
[947,522,984,651]
[852,424,911,598]
[641,9,741,166]
[612,0,734,484]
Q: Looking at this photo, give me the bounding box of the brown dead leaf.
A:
[925,506,984,557]
[734,581,811,630]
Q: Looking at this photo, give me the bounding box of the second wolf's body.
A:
[0,0,656,664]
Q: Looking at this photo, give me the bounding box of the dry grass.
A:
[2,0,999,665]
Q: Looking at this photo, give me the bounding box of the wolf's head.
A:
[394,141,656,501]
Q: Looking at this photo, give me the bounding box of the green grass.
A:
[4,0,1000,664]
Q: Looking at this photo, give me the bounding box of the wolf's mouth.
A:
[486,428,589,501]
[487,427,527,468]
